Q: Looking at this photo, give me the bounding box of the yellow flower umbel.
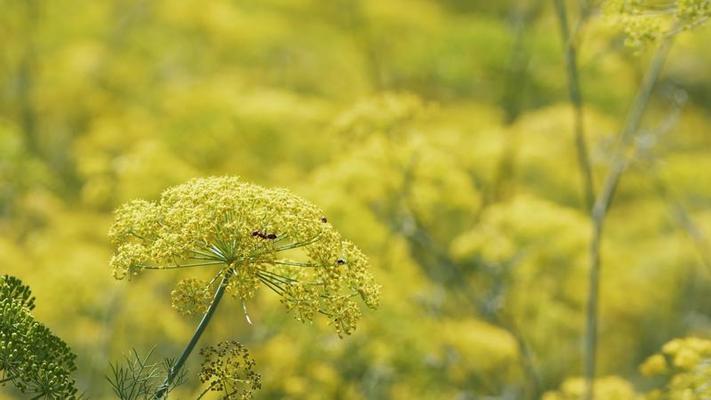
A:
[604,0,710,49]
[109,176,380,336]
[641,337,711,399]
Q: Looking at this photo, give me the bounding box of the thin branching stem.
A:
[650,171,711,270]
[191,249,220,260]
[273,235,322,252]
[257,268,296,282]
[257,274,286,296]
[154,267,234,399]
[142,261,225,271]
[553,0,595,210]
[273,260,318,268]
[583,34,675,400]
[195,385,211,400]
[492,0,544,205]
[258,272,288,290]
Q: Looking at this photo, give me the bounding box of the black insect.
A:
[321,216,328,223]
[336,258,346,265]
[252,230,278,240]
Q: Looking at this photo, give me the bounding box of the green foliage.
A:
[0,275,78,399]
[0,275,35,310]
[107,349,185,400]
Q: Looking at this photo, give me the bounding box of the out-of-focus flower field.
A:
[1,0,710,399]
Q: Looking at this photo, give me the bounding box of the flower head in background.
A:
[640,337,711,399]
[109,176,380,336]
[604,0,710,49]
[332,92,425,141]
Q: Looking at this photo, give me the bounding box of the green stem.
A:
[492,0,543,204]
[552,0,595,210]
[154,268,234,399]
[18,0,39,155]
[496,316,540,399]
[195,385,212,400]
[583,35,674,400]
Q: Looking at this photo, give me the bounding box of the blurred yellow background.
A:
[1,0,710,398]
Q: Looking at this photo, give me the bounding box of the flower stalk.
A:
[154,267,234,399]
[583,32,675,400]
[552,0,595,211]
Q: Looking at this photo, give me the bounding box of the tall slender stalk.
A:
[583,35,674,400]
[154,268,234,399]
[552,0,595,210]
[18,0,39,155]
[492,0,543,204]
[496,316,541,399]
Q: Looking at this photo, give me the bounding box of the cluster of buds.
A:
[199,340,262,399]
[0,275,78,399]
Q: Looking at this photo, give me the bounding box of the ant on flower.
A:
[251,230,278,240]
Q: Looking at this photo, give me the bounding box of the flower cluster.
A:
[199,340,261,399]
[171,278,212,316]
[605,0,710,49]
[0,275,78,399]
[109,176,380,336]
[542,376,639,400]
[640,337,711,399]
[332,92,424,140]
